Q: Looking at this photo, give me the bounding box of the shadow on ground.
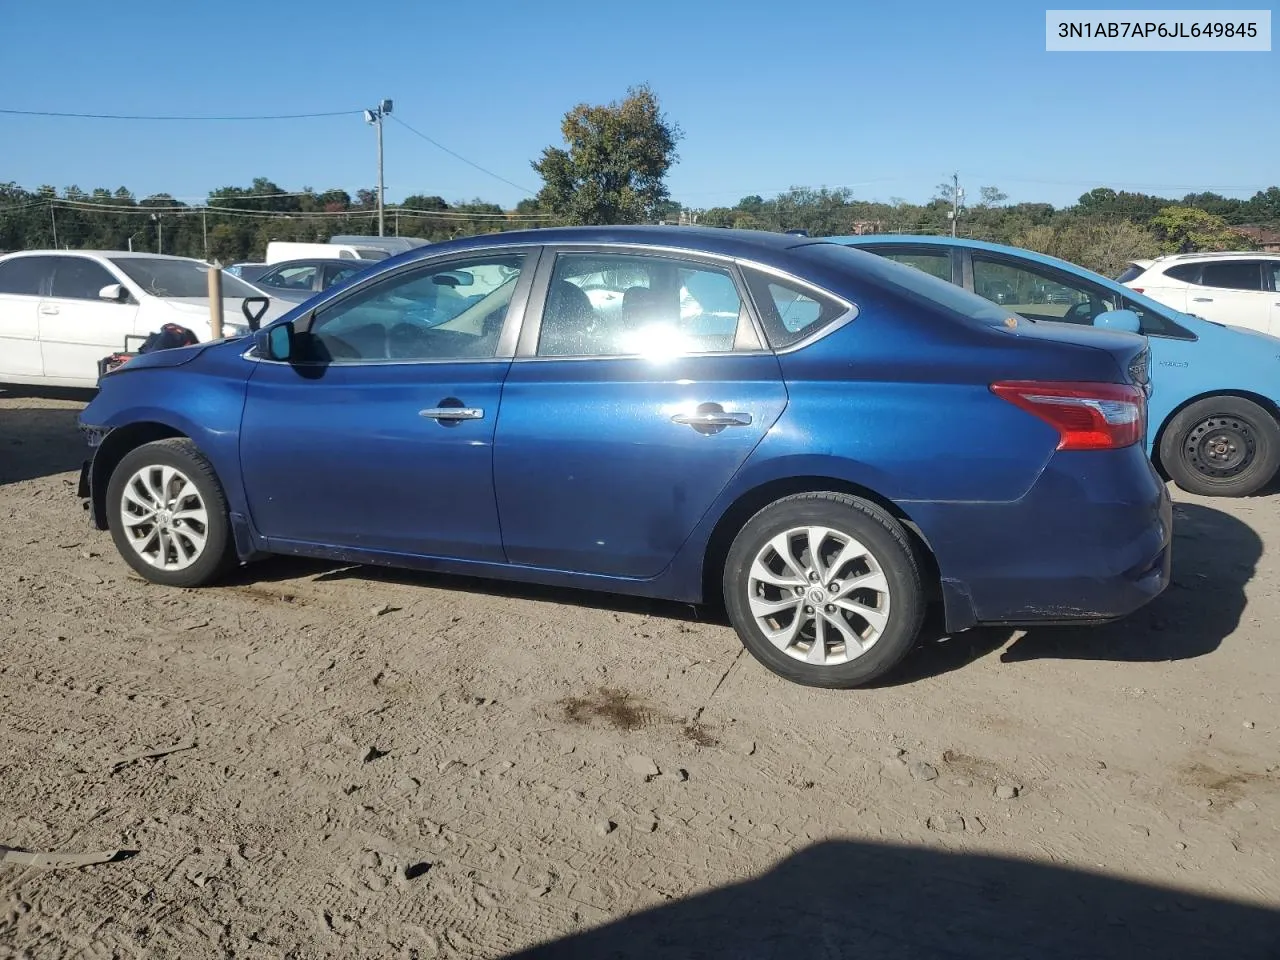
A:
[0,389,91,486]
[249,500,1258,685]
[505,840,1280,960]
[886,499,1259,683]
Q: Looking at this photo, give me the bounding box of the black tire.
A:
[723,492,925,689]
[1159,397,1280,498]
[105,438,235,587]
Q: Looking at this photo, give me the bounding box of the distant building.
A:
[1235,225,1280,252]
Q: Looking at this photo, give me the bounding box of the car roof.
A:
[405,225,821,261]
[1150,250,1276,262]
[827,233,1224,332]
[266,257,378,269]
[830,233,1099,273]
[0,250,201,261]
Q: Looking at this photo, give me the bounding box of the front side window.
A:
[1268,261,1280,292]
[260,264,318,291]
[300,254,525,363]
[971,254,1114,325]
[536,253,754,358]
[0,256,55,296]
[1200,260,1263,291]
[49,258,117,300]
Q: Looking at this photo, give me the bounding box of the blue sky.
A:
[2,0,1275,210]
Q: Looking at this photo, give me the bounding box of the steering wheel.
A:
[1062,301,1098,324]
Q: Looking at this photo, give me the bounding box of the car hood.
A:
[105,340,217,373]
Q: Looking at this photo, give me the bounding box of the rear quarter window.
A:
[741,268,849,348]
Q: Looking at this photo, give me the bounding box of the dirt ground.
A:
[1,391,1277,960]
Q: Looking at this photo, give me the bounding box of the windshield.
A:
[799,243,1018,327]
[109,257,260,299]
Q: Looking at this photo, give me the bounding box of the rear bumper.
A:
[913,447,1172,631]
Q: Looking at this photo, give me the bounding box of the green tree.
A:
[532,84,682,225]
[1015,217,1160,276]
[1148,205,1255,253]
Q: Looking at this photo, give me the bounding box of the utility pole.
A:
[49,201,57,247]
[364,99,393,236]
[949,172,965,238]
[202,209,209,261]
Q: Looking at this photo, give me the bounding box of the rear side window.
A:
[1115,263,1147,283]
[1164,263,1201,284]
[1200,260,1263,291]
[868,248,952,282]
[0,256,54,296]
[742,268,848,348]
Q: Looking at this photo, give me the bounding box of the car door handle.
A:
[1191,297,1213,303]
[419,407,484,421]
[671,411,753,427]
[39,305,59,315]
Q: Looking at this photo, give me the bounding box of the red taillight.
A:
[991,381,1145,451]
[1130,287,1144,294]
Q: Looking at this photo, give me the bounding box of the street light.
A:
[365,98,393,237]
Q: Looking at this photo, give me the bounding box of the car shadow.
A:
[502,839,1280,960]
[236,555,723,625]
[880,499,1259,683]
[0,388,92,486]
[241,501,1254,685]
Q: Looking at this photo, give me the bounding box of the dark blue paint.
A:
[80,226,1171,632]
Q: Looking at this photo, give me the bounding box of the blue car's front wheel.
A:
[723,492,926,689]
[105,438,235,587]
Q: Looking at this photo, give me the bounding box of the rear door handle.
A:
[672,411,753,427]
[420,407,484,421]
[1191,297,1214,303]
[39,305,59,316]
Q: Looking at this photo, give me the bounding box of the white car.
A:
[1118,252,1280,335]
[0,251,291,388]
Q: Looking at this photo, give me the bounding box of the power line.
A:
[0,107,363,121]
[389,115,537,196]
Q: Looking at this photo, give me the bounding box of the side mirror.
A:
[256,321,294,361]
[1094,308,1142,334]
[98,283,128,303]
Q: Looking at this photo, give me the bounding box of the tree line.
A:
[2,85,1277,277]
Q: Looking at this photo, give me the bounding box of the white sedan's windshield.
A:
[110,257,261,299]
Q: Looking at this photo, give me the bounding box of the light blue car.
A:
[832,235,1280,497]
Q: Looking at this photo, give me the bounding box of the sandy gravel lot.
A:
[1,391,1277,959]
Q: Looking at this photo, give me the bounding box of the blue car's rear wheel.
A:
[723,492,925,688]
[1160,396,1280,498]
[105,438,235,587]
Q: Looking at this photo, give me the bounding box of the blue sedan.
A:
[76,227,1170,688]
[834,234,1280,497]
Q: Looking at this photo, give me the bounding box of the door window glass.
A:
[1200,260,1263,291]
[49,258,117,300]
[302,254,525,362]
[0,256,54,296]
[971,255,1114,325]
[869,248,952,282]
[537,253,751,357]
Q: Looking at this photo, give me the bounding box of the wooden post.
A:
[207,263,224,340]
